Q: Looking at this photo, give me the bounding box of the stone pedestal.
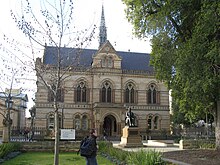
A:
[119,126,143,148]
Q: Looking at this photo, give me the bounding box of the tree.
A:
[8,0,95,164]
[122,0,220,147]
[0,69,27,143]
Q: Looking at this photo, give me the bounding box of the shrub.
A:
[98,141,165,165]
[197,139,215,149]
[0,143,21,159]
[127,149,165,165]
[98,141,128,164]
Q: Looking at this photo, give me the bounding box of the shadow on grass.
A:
[2,152,114,165]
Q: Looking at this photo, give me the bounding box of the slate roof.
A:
[0,92,28,101]
[43,46,154,72]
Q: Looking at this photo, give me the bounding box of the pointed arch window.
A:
[82,115,88,130]
[47,113,62,130]
[125,83,135,103]
[74,115,81,130]
[75,81,89,103]
[147,115,153,130]
[147,84,157,104]
[48,84,64,102]
[154,116,159,129]
[73,114,89,130]
[76,82,87,102]
[101,81,112,103]
[101,56,113,68]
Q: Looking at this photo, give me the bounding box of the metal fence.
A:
[172,125,215,139]
[10,126,90,141]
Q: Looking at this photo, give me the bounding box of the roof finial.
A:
[99,4,107,48]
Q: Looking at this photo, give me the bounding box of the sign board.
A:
[60,129,75,140]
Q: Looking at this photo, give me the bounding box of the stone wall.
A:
[179,139,215,149]
[18,141,81,152]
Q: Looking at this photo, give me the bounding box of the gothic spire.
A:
[99,5,107,48]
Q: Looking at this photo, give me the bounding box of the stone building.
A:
[0,89,28,137]
[34,6,170,139]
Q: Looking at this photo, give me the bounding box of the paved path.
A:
[112,141,181,152]
[112,141,191,165]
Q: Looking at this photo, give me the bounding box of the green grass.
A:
[2,152,114,165]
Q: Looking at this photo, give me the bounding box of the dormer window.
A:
[101,56,113,68]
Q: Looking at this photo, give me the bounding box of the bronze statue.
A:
[125,107,135,127]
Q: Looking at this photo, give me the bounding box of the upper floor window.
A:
[76,81,87,102]
[147,83,158,104]
[100,81,112,103]
[101,56,113,68]
[48,84,64,102]
[125,83,135,103]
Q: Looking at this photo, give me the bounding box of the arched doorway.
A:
[103,115,117,137]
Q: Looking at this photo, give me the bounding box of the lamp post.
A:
[2,95,13,143]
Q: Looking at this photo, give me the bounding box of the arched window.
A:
[147,84,157,104]
[101,81,112,103]
[74,115,81,130]
[101,56,113,68]
[76,81,87,102]
[82,115,88,130]
[48,84,64,102]
[154,116,159,129]
[48,114,54,130]
[47,113,62,130]
[107,57,113,67]
[147,115,153,130]
[125,83,135,103]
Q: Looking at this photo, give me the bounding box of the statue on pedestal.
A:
[125,107,136,127]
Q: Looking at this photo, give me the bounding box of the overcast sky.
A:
[0,0,151,115]
[0,0,151,53]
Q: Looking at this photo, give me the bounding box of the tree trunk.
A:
[54,110,59,165]
[215,101,220,150]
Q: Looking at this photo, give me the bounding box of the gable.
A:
[92,40,122,69]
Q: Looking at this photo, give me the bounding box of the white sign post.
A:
[60,129,75,140]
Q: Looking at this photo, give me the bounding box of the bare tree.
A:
[7,0,96,164]
[0,69,29,142]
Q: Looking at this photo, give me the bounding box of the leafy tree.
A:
[122,0,220,147]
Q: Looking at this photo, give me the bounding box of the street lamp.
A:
[2,96,13,143]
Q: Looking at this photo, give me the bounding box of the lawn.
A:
[2,152,114,165]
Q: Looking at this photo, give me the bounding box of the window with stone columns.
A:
[147,115,153,130]
[101,56,113,68]
[75,81,88,102]
[147,83,159,104]
[125,82,136,103]
[74,115,81,130]
[48,84,64,102]
[81,115,88,130]
[100,81,112,103]
[73,114,88,130]
[147,114,161,130]
[47,113,62,130]
[154,116,159,129]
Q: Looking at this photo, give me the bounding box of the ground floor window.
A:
[147,114,161,130]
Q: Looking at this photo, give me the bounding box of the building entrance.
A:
[103,115,117,137]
